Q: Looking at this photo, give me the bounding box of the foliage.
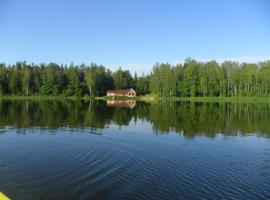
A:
[0,59,269,97]
[149,59,270,97]
[112,68,134,89]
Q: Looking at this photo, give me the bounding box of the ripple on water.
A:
[1,126,270,200]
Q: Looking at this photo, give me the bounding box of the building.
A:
[106,88,136,97]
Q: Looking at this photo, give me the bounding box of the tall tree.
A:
[113,68,133,89]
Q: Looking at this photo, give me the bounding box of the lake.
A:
[0,100,270,200]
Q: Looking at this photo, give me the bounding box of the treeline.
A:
[0,62,142,96]
[150,59,270,97]
[0,59,270,97]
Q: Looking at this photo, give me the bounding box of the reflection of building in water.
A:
[106,100,136,109]
[106,88,136,97]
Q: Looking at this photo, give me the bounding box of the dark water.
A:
[0,100,270,200]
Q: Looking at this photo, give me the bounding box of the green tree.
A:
[113,68,133,89]
[182,59,199,97]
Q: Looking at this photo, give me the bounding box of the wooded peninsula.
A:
[0,58,269,98]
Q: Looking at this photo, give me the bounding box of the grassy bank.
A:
[1,95,270,103]
[139,94,159,102]
[139,95,270,103]
[0,95,138,101]
[0,95,83,101]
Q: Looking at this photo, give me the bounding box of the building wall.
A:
[107,91,136,97]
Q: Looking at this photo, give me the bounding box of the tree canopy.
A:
[0,59,269,97]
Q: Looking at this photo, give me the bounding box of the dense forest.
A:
[0,58,270,97]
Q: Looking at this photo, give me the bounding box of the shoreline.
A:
[0,95,269,103]
[143,96,270,103]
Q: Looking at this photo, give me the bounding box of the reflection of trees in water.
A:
[0,100,269,137]
[141,102,270,137]
[0,100,112,130]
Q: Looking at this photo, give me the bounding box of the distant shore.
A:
[140,95,270,103]
[0,95,270,103]
[0,96,83,101]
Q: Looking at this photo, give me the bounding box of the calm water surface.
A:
[0,100,270,200]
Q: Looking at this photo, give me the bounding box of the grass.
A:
[0,95,82,101]
[139,94,159,102]
[0,95,270,103]
[0,95,139,101]
[139,95,270,103]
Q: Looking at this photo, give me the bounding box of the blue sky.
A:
[1,0,270,74]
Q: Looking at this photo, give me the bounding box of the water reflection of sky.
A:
[1,113,270,199]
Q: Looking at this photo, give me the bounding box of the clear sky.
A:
[1,0,270,74]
